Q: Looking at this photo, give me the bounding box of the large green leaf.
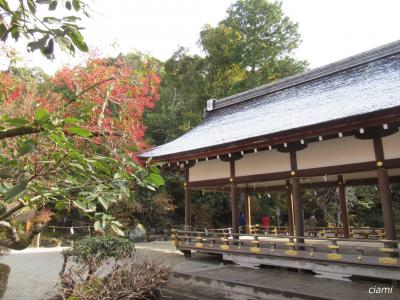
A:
[0,0,11,11]
[98,196,110,210]
[64,117,80,124]
[5,118,30,126]
[111,224,125,236]
[27,0,37,14]
[0,21,7,42]
[66,29,88,52]
[146,172,164,186]
[68,126,92,137]
[4,180,28,201]
[94,161,110,175]
[34,108,50,122]
[72,0,80,11]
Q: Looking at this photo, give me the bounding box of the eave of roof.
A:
[140,106,400,163]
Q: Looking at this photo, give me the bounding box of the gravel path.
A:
[0,248,65,300]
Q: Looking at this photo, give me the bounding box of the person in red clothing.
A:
[262,215,270,233]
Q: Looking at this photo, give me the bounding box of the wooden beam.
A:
[186,158,400,187]
[286,180,294,236]
[355,125,398,140]
[184,166,191,229]
[373,137,397,240]
[220,153,243,162]
[186,159,400,187]
[276,141,308,153]
[235,171,291,184]
[187,178,230,188]
[230,160,239,234]
[296,161,378,178]
[338,175,350,238]
[189,176,400,192]
[290,151,304,242]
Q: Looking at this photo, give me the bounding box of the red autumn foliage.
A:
[1,57,160,158]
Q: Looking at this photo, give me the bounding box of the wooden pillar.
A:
[373,137,396,240]
[290,151,304,242]
[230,160,239,234]
[286,180,294,236]
[184,166,191,229]
[243,191,251,234]
[338,175,350,238]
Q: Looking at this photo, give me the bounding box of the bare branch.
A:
[0,201,26,221]
[0,126,41,140]
[77,77,116,98]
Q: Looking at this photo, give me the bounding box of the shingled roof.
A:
[140,40,400,161]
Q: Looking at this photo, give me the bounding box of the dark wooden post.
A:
[290,151,304,243]
[338,175,350,238]
[184,165,191,230]
[286,180,295,236]
[243,191,251,234]
[373,137,396,241]
[230,160,239,234]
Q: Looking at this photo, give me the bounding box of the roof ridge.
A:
[211,40,400,111]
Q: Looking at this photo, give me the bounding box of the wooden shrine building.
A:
[140,41,400,280]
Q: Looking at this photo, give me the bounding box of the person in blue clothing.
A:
[239,212,246,232]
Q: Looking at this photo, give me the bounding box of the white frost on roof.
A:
[142,54,400,158]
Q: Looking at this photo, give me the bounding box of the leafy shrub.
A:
[63,236,135,262]
[61,257,170,300]
[60,238,170,300]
